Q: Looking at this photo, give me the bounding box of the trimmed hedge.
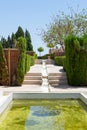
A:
[55,56,65,66]
[0,43,9,85]
[16,37,36,85]
[65,34,87,86]
[38,53,54,60]
[16,37,26,85]
[30,54,36,66]
[25,54,31,73]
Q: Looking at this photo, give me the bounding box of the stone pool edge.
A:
[0,92,87,115]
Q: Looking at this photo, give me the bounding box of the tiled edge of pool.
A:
[0,92,87,115]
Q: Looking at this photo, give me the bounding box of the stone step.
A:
[23,80,42,85]
[49,79,67,85]
[48,76,67,80]
[24,76,42,80]
[25,73,42,76]
[48,73,66,76]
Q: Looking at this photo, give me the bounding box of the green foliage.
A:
[0,26,34,52]
[25,29,33,51]
[55,56,65,66]
[16,37,26,85]
[16,37,36,85]
[37,46,44,52]
[47,43,55,48]
[25,54,31,73]
[30,54,36,66]
[15,26,24,39]
[0,43,9,85]
[11,33,17,48]
[16,37,26,53]
[1,37,7,48]
[1,34,17,48]
[65,34,87,86]
[40,53,54,60]
[41,8,87,50]
[37,46,44,56]
[16,53,26,85]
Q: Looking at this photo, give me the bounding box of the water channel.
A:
[41,60,50,92]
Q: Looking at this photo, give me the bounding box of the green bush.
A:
[55,56,65,66]
[65,34,87,86]
[0,43,9,85]
[30,56,35,66]
[38,53,54,59]
[16,37,26,85]
[16,53,26,85]
[25,54,31,73]
[29,53,36,66]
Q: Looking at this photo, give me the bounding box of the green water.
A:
[0,99,87,130]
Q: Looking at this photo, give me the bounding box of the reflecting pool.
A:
[0,99,87,130]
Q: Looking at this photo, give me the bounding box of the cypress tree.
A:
[7,35,11,48]
[0,37,7,48]
[25,29,33,51]
[16,37,26,85]
[15,26,24,39]
[11,33,16,48]
[0,43,9,85]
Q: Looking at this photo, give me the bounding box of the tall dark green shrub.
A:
[0,43,9,85]
[10,33,16,48]
[16,37,26,85]
[1,37,7,48]
[65,34,87,86]
[15,26,24,39]
[25,29,33,51]
[25,54,31,73]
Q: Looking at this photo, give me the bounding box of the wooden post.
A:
[8,48,10,86]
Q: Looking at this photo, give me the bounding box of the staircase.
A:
[35,59,54,64]
[23,72,42,85]
[22,64,67,86]
[48,72,67,86]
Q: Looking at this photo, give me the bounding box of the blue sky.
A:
[0,0,87,55]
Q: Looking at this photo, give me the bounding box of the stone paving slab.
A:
[0,84,87,93]
[50,85,87,93]
[47,65,64,74]
[0,85,43,93]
